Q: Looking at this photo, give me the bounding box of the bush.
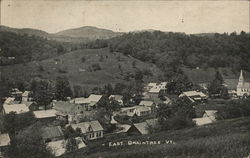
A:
[81,57,86,63]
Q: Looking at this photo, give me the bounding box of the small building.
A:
[127,119,158,135]
[0,133,11,156]
[41,126,64,142]
[71,120,104,140]
[21,91,32,102]
[109,95,123,105]
[46,137,86,157]
[33,109,57,121]
[74,94,103,110]
[179,91,207,102]
[2,104,30,115]
[53,101,85,123]
[139,100,156,111]
[236,70,250,97]
[192,110,217,126]
[134,106,151,117]
[120,107,137,117]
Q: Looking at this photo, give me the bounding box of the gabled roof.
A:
[41,126,64,140]
[109,95,123,101]
[88,94,102,103]
[33,109,57,119]
[0,133,10,147]
[134,106,151,112]
[4,97,15,105]
[148,88,161,93]
[192,117,213,126]
[53,101,77,113]
[133,122,149,135]
[71,120,103,134]
[74,97,89,104]
[139,100,154,107]
[22,91,31,97]
[204,110,217,117]
[3,104,30,114]
[180,91,207,97]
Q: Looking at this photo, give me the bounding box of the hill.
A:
[0,25,123,43]
[0,48,162,93]
[62,117,250,158]
[55,26,123,40]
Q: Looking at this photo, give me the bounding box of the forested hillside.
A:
[0,31,73,65]
[106,31,250,74]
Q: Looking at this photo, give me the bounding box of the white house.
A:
[2,104,29,115]
[179,91,207,102]
[21,91,32,102]
[71,120,104,140]
[192,110,218,126]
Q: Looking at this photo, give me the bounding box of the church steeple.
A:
[239,69,244,82]
[238,69,244,87]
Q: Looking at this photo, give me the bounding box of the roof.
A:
[71,120,104,134]
[149,87,161,93]
[22,91,30,97]
[47,137,86,157]
[120,107,137,112]
[204,110,217,117]
[192,117,213,126]
[41,126,64,140]
[147,82,157,87]
[0,133,10,147]
[53,101,77,113]
[4,97,15,104]
[139,100,154,107]
[88,94,102,103]
[180,91,207,97]
[3,104,30,114]
[145,118,158,127]
[109,95,123,101]
[134,106,151,112]
[33,109,57,119]
[22,101,35,107]
[74,97,89,104]
[133,122,149,135]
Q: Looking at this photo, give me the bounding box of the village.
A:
[0,69,249,157]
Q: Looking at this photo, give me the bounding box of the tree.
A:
[208,71,226,98]
[3,112,17,135]
[33,80,53,110]
[156,97,196,131]
[66,137,78,153]
[8,126,54,158]
[55,76,72,101]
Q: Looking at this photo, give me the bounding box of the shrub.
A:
[92,63,101,71]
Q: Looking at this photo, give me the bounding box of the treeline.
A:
[0,31,74,65]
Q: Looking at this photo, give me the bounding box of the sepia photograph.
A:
[0,0,249,158]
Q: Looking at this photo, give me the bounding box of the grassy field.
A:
[62,117,250,158]
[182,67,238,84]
[1,48,162,92]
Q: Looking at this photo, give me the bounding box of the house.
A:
[2,104,30,115]
[41,126,64,142]
[109,95,123,105]
[192,110,217,126]
[21,91,32,102]
[0,133,10,155]
[46,137,86,157]
[71,120,104,140]
[127,119,158,135]
[236,70,250,97]
[120,107,137,117]
[33,109,57,121]
[134,106,151,116]
[53,101,85,123]
[203,110,217,121]
[139,100,156,111]
[74,94,103,110]
[179,91,207,102]
[11,88,22,98]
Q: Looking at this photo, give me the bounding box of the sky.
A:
[1,0,249,34]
